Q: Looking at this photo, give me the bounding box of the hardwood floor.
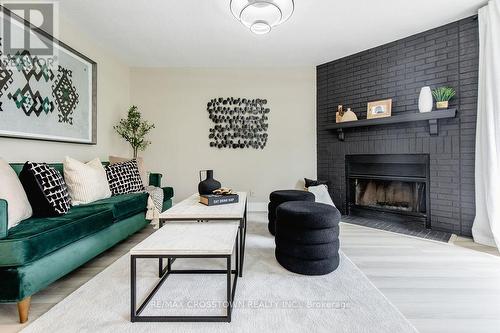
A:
[451,235,500,257]
[0,226,155,333]
[340,222,500,333]
[1,213,499,333]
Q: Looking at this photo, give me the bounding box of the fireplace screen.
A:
[353,179,426,214]
[346,154,430,226]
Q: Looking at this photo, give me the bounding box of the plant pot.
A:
[198,170,221,195]
[436,101,449,109]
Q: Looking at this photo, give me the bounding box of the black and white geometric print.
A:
[105,159,144,196]
[28,162,72,214]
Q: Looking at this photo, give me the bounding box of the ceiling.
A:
[58,0,486,67]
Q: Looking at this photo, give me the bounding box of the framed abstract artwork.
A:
[367,99,392,119]
[0,6,97,144]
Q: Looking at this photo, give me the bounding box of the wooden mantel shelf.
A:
[326,109,457,141]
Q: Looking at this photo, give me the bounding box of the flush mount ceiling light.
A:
[230,0,294,35]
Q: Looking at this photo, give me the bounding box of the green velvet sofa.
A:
[0,163,173,323]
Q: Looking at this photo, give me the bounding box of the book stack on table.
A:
[199,193,239,206]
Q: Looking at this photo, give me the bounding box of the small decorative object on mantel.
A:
[367,99,392,119]
[418,86,433,113]
[114,106,155,158]
[207,97,269,149]
[335,105,358,123]
[432,87,456,109]
[198,170,222,195]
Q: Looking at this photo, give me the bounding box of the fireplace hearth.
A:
[346,154,430,228]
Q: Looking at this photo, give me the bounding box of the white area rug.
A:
[22,219,417,333]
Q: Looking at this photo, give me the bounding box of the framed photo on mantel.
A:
[0,6,97,144]
[367,99,392,119]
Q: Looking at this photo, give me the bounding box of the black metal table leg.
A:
[131,255,136,322]
[239,220,244,278]
[239,200,247,277]
[158,258,163,277]
[235,230,239,283]
[232,234,238,303]
[226,256,231,322]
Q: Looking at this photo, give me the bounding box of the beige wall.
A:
[130,67,317,204]
[0,17,131,163]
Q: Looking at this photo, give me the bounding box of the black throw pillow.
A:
[304,178,330,188]
[105,159,144,196]
[19,162,72,217]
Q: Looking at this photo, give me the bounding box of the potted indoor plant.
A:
[432,87,456,110]
[114,105,155,158]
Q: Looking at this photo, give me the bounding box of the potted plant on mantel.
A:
[432,87,456,110]
[114,105,155,158]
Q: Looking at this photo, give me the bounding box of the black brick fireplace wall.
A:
[316,17,478,236]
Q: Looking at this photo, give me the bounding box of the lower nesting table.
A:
[130,222,240,322]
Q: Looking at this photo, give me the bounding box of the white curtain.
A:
[473,0,500,248]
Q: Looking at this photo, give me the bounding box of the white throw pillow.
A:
[63,157,111,205]
[0,158,32,228]
[308,184,336,207]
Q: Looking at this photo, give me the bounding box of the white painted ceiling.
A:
[59,0,486,67]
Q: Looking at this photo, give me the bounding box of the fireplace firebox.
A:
[346,154,430,228]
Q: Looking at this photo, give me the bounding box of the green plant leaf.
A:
[114,105,155,155]
[432,87,456,102]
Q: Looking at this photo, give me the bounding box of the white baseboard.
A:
[248,202,267,212]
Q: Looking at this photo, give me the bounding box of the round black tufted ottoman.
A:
[268,190,315,235]
[275,201,341,276]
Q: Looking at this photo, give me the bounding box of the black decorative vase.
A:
[198,170,221,195]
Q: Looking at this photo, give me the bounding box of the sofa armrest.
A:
[149,173,162,187]
[0,199,7,239]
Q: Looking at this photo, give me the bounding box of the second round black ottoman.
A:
[268,190,315,235]
[275,201,341,276]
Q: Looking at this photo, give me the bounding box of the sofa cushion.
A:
[19,162,72,217]
[109,156,148,188]
[63,157,111,205]
[87,192,148,220]
[307,184,336,207]
[304,178,330,188]
[105,160,144,196]
[0,205,114,267]
[0,159,32,229]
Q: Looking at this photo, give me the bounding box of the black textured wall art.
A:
[207,97,269,149]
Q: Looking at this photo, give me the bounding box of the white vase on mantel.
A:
[418,86,433,113]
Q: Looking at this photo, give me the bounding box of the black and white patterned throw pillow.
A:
[19,162,72,217]
[105,159,144,196]
[304,178,330,188]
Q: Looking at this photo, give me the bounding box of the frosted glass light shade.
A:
[251,21,272,34]
[230,0,294,34]
[241,2,282,28]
